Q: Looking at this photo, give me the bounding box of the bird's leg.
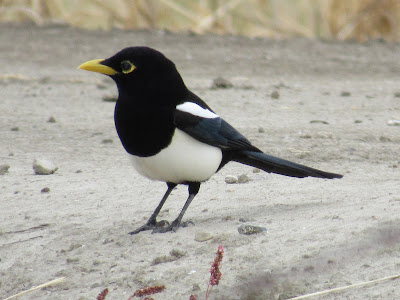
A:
[129,182,177,235]
[153,182,200,233]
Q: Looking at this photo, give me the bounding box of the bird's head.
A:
[78,47,187,104]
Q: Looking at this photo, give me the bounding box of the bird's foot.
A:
[128,219,170,235]
[151,219,195,233]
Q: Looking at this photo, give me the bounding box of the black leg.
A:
[129,182,177,235]
[153,182,200,233]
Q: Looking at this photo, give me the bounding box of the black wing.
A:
[173,102,343,179]
[173,108,260,152]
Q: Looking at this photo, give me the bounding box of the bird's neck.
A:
[113,71,189,157]
[117,71,188,106]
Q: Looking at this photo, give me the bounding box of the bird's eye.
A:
[121,60,135,74]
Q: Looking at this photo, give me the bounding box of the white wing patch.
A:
[176,102,219,119]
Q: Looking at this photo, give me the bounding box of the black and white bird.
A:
[78,47,342,234]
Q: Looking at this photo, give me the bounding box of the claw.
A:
[128,220,170,235]
[152,220,180,233]
[151,219,195,233]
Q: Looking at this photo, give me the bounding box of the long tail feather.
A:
[234,151,343,179]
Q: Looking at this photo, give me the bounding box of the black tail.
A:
[234,151,343,179]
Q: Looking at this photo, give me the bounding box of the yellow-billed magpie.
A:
[79,47,342,234]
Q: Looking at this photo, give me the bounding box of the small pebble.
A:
[66,257,79,264]
[33,158,58,175]
[0,164,10,175]
[273,82,289,89]
[47,116,56,123]
[152,249,186,265]
[340,91,351,97]
[238,224,267,235]
[102,95,118,102]
[387,119,400,126]
[194,231,213,242]
[90,283,101,289]
[225,175,238,184]
[39,76,51,84]
[241,84,254,90]
[93,260,101,266]
[192,283,201,291]
[67,243,82,251]
[96,83,107,90]
[152,255,176,265]
[102,238,114,244]
[252,168,260,173]
[11,127,19,131]
[310,120,329,124]
[258,127,265,133]
[379,136,391,142]
[102,139,113,144]
[170,249,186,258]
[238,174,249,183]
[270,90,280,99]
[41,187,50,193]
[394,92,400,98]
[239,217,256,223]
[354,120,363,124]
[211,77,233,89]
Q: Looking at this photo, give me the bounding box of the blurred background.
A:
[1,0,400,41]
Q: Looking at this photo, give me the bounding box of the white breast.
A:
[130,129,222,184]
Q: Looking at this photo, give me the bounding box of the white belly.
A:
[130,129,222,183]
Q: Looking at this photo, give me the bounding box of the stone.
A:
[270,90,280,99]
[0,164,10,175]
[238,224,267,235]
[225,175,238,184]
[194,231,213,242]
[33,158,58,175]
[238,174,249,183]
[211,76,233,89]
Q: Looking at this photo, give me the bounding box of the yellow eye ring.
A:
[121,60,136,74]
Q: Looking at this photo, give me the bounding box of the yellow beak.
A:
[78,59,117,76]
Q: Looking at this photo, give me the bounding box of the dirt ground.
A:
[1,23,400,300]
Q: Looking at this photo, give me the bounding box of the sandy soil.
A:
[1,24,400,300]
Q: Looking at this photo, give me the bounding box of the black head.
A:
[79,47,188,105]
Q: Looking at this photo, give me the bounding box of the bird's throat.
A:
[114,100,175,157]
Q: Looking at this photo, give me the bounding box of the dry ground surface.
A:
[1,24,400,299]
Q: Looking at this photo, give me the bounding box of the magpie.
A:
[78,47,342,234]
